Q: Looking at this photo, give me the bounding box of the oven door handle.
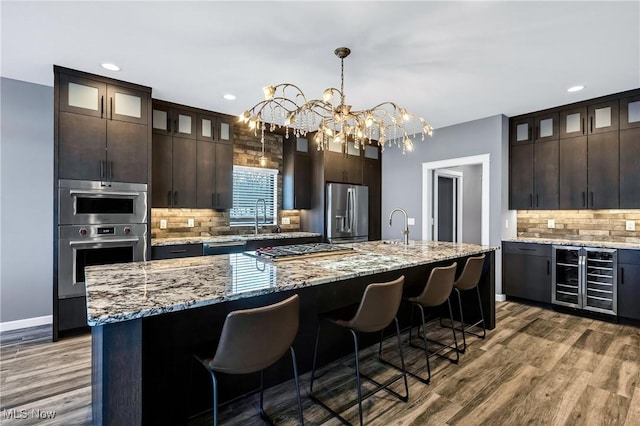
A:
[68,190,139,198]
[69,238,141,246]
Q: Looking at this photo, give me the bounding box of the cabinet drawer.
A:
[245,236,322,251]
[152,243,203,260]
[502,241,551,257]
[618,249,640,265]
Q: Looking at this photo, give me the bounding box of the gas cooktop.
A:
[251,243,353,261]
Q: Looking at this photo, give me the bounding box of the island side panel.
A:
[92,319,142,426]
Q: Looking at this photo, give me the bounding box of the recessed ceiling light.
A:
[223,94,236,100]
[101,63,120,71]
[567,85,584,93]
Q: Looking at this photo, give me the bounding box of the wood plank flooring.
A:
[1,301,638,425]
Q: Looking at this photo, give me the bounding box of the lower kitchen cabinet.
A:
[152,243,203,260]
[503,241,552,303]
[618,249,640,321]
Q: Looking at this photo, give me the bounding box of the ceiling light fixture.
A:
[101,63,120,71]
[567,85,585,93]
[223,94,236,100]
[241,47,432,154]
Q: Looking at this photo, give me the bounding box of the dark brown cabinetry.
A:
[511,89,640,210]
[363,145,382,240]
[151,101,233,209]
[56,67,151,184]
[509,112,559,209]
[618,250,640,321]
[619,94,640,208]
[322,144,363,185]
[283,136,312,210]
[502,242,552,303]
[152,243,203,260]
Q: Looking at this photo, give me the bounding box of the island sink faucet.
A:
[255,198,267,235]
[389,208,410,245]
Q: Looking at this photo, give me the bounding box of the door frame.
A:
[433,169,463,243]
[422,154,490,245]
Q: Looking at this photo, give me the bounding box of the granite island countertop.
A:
[152,231,322,246]
[503,237,640,250]
[85,240,496,326]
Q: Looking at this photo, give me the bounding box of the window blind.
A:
[230,165,278,226]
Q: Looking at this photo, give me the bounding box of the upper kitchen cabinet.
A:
[363,144,382,240]
[509,111,559,209]
[320,141,363,185]
[511,89,640,210]
[195,112,233,209]
[151,101,233,209]
[55,66,151,184]
[152,103,196,139]
[283,136,312,210]
[620,94,640,130]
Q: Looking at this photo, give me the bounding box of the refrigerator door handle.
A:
[578,253,586,308]
[346,188,354,232]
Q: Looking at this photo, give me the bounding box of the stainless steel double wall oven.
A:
[57,180,148,331]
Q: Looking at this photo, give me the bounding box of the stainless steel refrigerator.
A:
[326,183,368,243]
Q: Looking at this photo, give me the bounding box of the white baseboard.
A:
[495,294,507,302]
[0,315,52,333]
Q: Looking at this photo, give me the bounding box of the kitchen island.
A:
[86,240,496,425]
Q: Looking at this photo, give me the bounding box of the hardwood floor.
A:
[1,301,638,425]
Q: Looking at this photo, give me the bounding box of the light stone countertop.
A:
[503,238,640,250]
[85,240,496,326]
[152,231,322,246]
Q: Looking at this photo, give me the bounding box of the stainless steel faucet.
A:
[389,208,410,245]
[254,198,267,235]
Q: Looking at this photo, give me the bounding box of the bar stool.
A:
[451,254,486,353]
[309,276,408,426]
[194,294,304,425]
[405,262,459,384]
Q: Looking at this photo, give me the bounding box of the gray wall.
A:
[0,77,54,323]
[381,114,511,294]
[450,164,482,244]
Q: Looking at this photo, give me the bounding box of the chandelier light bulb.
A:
[242,47,432,154]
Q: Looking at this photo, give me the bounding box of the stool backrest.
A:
[414,263,457,307]
[348,276,405,333]
[455,254,486,291]
[210,294,300,374]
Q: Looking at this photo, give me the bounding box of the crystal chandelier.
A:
[240,47,433,154]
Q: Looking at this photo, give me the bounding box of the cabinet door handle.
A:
[582,191,586,207]
[167,190,172,206]
[174,191,178,205]
[528,126,532,141]
[100,160,105,180]
[529,193,533,207]
[621,267,625,284]
[110,97,113,120]
[107,160,113,181]
[169,249,188,254]
[547,260,550,275]
[100,96,104,118]
[536,193,539,207]
[590,116,593,133]
[167,116,171,133]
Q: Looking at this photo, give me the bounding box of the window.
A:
[230,165,278,226]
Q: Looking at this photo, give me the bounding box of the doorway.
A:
[422,154,490,246]
[433,169,462,242]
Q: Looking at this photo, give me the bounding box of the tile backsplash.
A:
[517,210,640,244]
[151,124,302,239]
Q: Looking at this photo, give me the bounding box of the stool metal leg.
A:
[393,317,409,399]
[209,370,218,426]
[454,288,467,353]
[351,329,364,426]
[309,321,322,396]
[290,347,305,425]
[476,286,487,339]
[446,299,460,364]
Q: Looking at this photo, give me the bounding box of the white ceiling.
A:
[2,1,639,130]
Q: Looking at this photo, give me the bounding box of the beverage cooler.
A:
[552,246,617,315]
